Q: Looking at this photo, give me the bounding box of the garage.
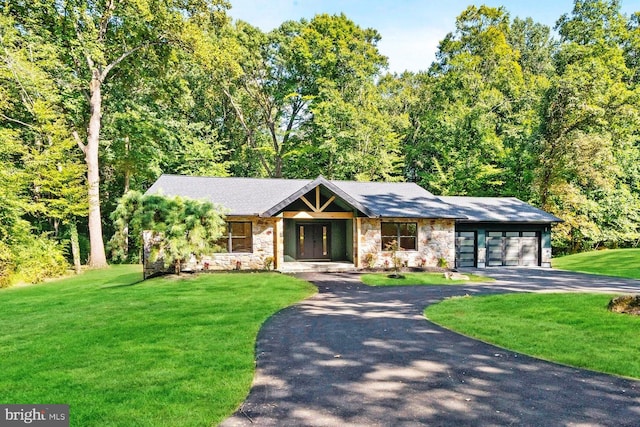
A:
[442,196,562,269]
[455,230,540,268]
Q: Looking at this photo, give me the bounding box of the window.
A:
[218,222,252,253]
[381,222,417,251]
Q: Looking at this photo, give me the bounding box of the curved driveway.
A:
[222,269,640,426]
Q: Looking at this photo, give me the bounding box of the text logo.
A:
[0,405,68,427]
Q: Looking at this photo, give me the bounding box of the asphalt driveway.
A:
[221,269,640,426]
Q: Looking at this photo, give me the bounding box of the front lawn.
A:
[425,293,640,378]
[361,272,494,286]
[0,265,316,426]
[552,248,640,279]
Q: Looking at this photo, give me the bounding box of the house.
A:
[143,174,561,275]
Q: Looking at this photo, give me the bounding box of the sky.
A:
[226,0,640,74]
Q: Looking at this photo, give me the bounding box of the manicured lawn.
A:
[552,248,640,279]
[0,265,316,426]
[425,293,640,379]
[361,272,494,286]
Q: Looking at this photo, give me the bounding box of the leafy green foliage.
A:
[0,11,83,284]
[110,192,226,272]
[0,242,14,288]
[10,234,68,285]
[216,14,401,180]
[4,0,640,273]
[404,6,551,198]
[538,0,640,252]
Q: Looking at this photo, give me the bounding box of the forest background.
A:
[2,0,640,285]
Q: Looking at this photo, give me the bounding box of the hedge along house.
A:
[143,174,561,275]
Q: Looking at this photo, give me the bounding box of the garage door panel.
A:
[455,232,476,268]
[520,237,538,266]
[487,237,503,266]
[504,237,520,265]
[484,231,540,267]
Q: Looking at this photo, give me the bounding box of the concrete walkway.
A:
[221,269,640,426]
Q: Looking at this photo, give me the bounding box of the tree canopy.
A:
[2,0,640,284]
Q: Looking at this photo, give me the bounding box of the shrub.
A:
[0,242,15,288]
[13,235,68,284]
[437,257,449,269]
[363,252,377,269]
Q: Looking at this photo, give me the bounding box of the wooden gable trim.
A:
[261,175,375,218]
[283,211,354,219]
[298,186,338,213]
[299,195,318,212]
[319,195,336,212]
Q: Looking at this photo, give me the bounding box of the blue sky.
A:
[227,0,640,73]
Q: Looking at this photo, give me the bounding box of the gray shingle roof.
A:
[145,175,310,216]
[331,180,463,219]
[145,174,561,223]
[439,196,562,223]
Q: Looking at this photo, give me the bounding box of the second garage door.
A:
[486,231,539,267]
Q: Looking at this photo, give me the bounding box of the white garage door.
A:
[486,231,539,267]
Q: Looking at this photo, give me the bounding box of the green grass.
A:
[425,293,640,378]
[552,248,640,279]
[0,265,316,426]
[360,272,494,286]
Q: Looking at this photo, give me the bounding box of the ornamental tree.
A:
[110,191,226,274]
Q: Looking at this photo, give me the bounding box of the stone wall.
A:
[358,218,455,269]
[142,216,279,277]
[199,216,277,271]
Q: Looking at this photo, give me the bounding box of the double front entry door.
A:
[297,223,330,260]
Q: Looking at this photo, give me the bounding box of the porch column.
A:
[273,217,284,270]
[354,217,362,268]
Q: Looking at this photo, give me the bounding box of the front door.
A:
[297,224,331,260]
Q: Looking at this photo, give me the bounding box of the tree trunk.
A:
[69,221,82,274]
[123,138,131,260]
[85,73,108,267]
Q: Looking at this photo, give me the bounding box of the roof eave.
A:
[454,219,563,224]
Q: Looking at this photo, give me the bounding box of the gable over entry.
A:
[275,182,360,264]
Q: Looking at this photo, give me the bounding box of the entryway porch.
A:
[279,261,356,273]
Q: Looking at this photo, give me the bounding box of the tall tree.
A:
[0,11,86,274]
[406,6,549,198]
[537,0,640,251]
[218,14,399,180]
[3,0,230,267]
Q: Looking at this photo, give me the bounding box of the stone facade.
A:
[357,218,455,269]
[143,216,281,277]
[142,216,457,277]
[197,216,278,271]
